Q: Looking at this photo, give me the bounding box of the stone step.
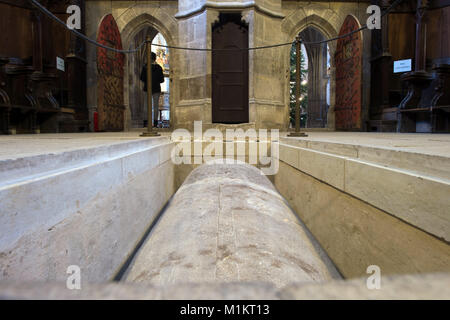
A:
[0,135,170,187]
[280,133,450,181]
[0,134,175,282]
[276,141,450,243]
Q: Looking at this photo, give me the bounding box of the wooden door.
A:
[97,14,125,131]
[212,15,249,123]
[335,15,362,130]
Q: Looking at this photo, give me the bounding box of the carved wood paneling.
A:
[96,14,125,131]
[335,15,363,130]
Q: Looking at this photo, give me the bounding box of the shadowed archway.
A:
[120,13,177,130]
[284,13,339,130]
[299,26,331,128]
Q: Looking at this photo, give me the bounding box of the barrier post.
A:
[289,36,308,137]
[141,36,160,137]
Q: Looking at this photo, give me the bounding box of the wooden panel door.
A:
[212,16,249,123]
[335,15,362,130]
[97,14,125,131]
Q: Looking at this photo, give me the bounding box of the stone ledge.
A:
[0,141,176,282]
[277,143,450,242]
[0,142,174,249]
[0,273,449,299]
[280,273,450,300]
[275,161,450,278]
[345,158,450,242]
[0,136,170,187]
[280,143,346,190]
[280,136,450,180]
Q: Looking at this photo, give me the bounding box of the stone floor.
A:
[281,132,450,157]
[1,132,449,161]
[0,132,170,161]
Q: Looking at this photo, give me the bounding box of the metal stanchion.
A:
[141,36,160,137]
[288,36,308,137]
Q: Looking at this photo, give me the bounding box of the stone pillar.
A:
[248,0,286,130]
[175,0,211,131]
[175,0,287,131]
[124,162,340,287]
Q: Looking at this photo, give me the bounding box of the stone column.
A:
[124,162,340,287]
[175,0,286,131]
[248,0,286,130]
[175,0,211,131]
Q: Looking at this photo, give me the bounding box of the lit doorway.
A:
[128,28,170,128]
[290,27,330,128]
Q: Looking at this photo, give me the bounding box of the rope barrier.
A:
[30,0,405,53]
[30,0,145,54]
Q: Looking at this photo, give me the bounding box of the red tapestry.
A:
[335,15,362,130]
[97,14,125,131]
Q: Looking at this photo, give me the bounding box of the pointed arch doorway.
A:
[295,26,331,128]
[128,28,171,128]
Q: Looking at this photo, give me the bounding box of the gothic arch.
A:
[120,13,176,49]
[282,13,340,130]
[120,13,178,130]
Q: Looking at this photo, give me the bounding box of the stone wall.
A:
[175,5,211,131]
[274,140,450,278]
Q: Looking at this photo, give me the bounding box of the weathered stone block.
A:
[298,147,346,190]
[125,162,340,287]
[0,141,176,282]
[279,143,299,168]
[345,159,450,242]
[275,161,450,278]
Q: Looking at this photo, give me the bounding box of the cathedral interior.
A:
[0,0,449,301]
